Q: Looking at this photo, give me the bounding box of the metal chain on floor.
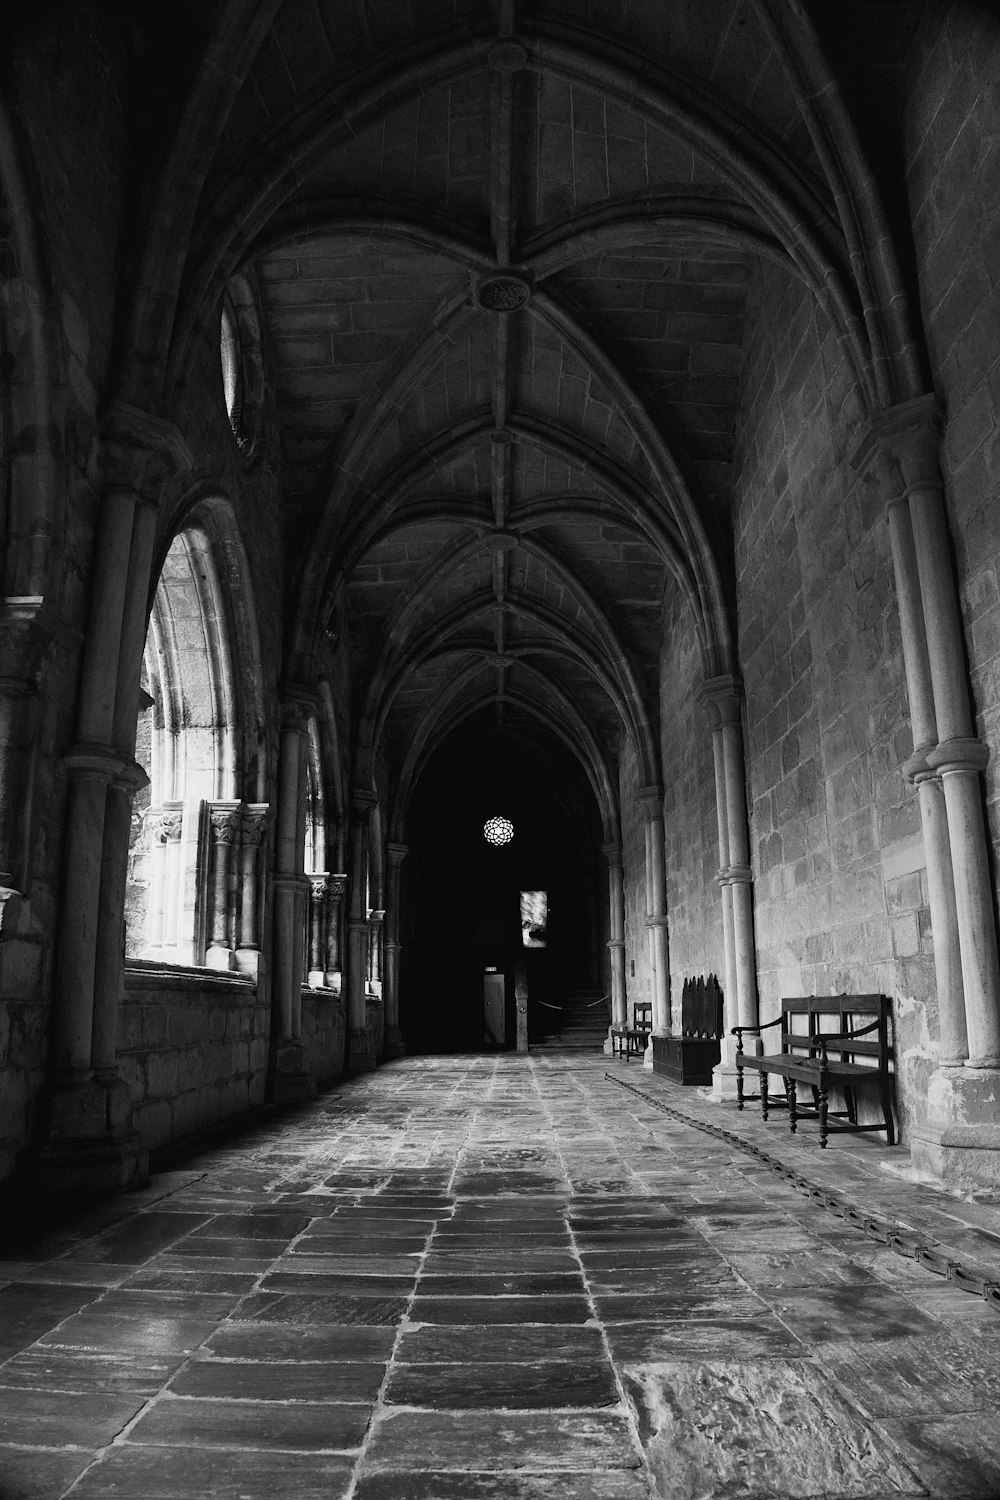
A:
[605,1071,1000,1313]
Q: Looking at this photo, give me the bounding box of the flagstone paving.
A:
[2,1054,1000,1497]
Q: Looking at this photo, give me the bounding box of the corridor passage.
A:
[2,1056,1000,1499]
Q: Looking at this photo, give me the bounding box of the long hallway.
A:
[2,1057,1000,1499]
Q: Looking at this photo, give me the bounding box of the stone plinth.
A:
[909,1064,1000,1191]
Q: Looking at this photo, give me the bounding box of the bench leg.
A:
[785,1077,797,1134]
[879,1077,896,1146]
[736,1061,744,1111]
[844,1085,857,1127]
[818,1082,829,1148]
[760,1071,769,1122]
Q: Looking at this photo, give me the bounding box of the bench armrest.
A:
[732,1016,782,1044]
[812,1018,880,1045]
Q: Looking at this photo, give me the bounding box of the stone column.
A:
[45,484,148,1188]
[269,694,314,1101]
[384,843,407,1058]
[602,841,627,1055]
[884,488,966,1063]
[236,804,268,975]
[854,396,1000,1189]
[699,676,760,1098]
[347,788,377,1071]
[368,909,385,993]
[639,785,670,1069]
[307,875,329,987]
[206,802,241,970]
[325,872,347,991]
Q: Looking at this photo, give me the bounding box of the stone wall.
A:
[619,736,651,1019]
[660,586,724,1023]
[733,261,934,1141]
[301,989,348,1083]
[119,967,270,1154]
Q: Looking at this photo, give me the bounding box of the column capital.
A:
[309,874,330,900]
[327,872,348,900]
[351,787,378,818]
[280,684,318,731]
[208,801,242,843]
[602,841,622,865]
[241,804,270,846]
[637,784,664,816]
[697,674,742,725]
[607,938,626,951]
[368,908,386,925]
[99,400,195,497]
[387,842,409,867]
[850,393,943,494]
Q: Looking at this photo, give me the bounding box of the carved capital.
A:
[850,394,943,496]
[241,804,269,847]
[697,674,742,727]
[99,400,195,498]
[209,803,241,844]
[327,872,348,902]
[309,875,329,901]
[151,807,183,844]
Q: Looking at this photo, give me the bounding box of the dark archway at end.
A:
[401,716,608,1054]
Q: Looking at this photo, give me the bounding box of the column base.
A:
[269,1040,315,1103]
[34,1130,148,1200]
[603,1025,615,1057]
[348,1027,377,1073]
[710,1060,743,1101]
[384,1025,406,1060]
[909,1064,1000,1192]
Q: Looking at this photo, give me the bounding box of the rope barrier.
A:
[604,1070,1000,1314]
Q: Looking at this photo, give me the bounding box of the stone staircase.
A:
[528,986,610,1052]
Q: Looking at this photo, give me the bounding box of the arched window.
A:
[126,526,239,966]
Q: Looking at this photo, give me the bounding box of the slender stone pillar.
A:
[269,694,314,1101]
[602,841,627,1055]
[206,803,241,970]
[368,909,385,992]
[854,396,1000,1188]
[699,676,759,1098]
[384,843,407,1058]
[639,786,670,1069]
[883,489,966,1062]
[307,875,329,987]
[347,789,377,1071]
[325,872,347,991]
[236,804,268,975]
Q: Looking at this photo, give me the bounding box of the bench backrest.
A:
[680,974,723,1038]
[779,994,892,1066]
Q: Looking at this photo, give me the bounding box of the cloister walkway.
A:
[2,1055,1000,1499]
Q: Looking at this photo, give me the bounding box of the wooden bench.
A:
[612,1000,652,1061]
[733,994,895,1148]
[653,974,723,1084]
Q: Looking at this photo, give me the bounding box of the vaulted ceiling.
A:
[153,0,914,824]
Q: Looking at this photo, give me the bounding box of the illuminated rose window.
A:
[484,815,514,846]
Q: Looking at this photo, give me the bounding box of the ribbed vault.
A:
[120,0,924,822]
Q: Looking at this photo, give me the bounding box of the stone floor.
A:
[3,1055,1000,1499]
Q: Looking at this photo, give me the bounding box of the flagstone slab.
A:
[622,1360,922,1499]
[125,1394,370,1451]
[66,1444,355,1499]
[236,1290,409,1325]
[362,1409,640,1471]
[385,1359,619,1409]
[38,1311,219,1355]
[879,1411,1000,1495]
[397,1324,608,1364]
[0,1443,94,1499]
[170,1357,384,1402]
[353,1469,650,1499]
[409,1295,590,1325]
[204,1322,396,1361]
[0,1346,178,1394]
[0,1282,101,1360]
[0,1386,145,1447]
[606,1317,805,1362]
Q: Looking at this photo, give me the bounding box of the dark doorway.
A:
[401,721,606,1052]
